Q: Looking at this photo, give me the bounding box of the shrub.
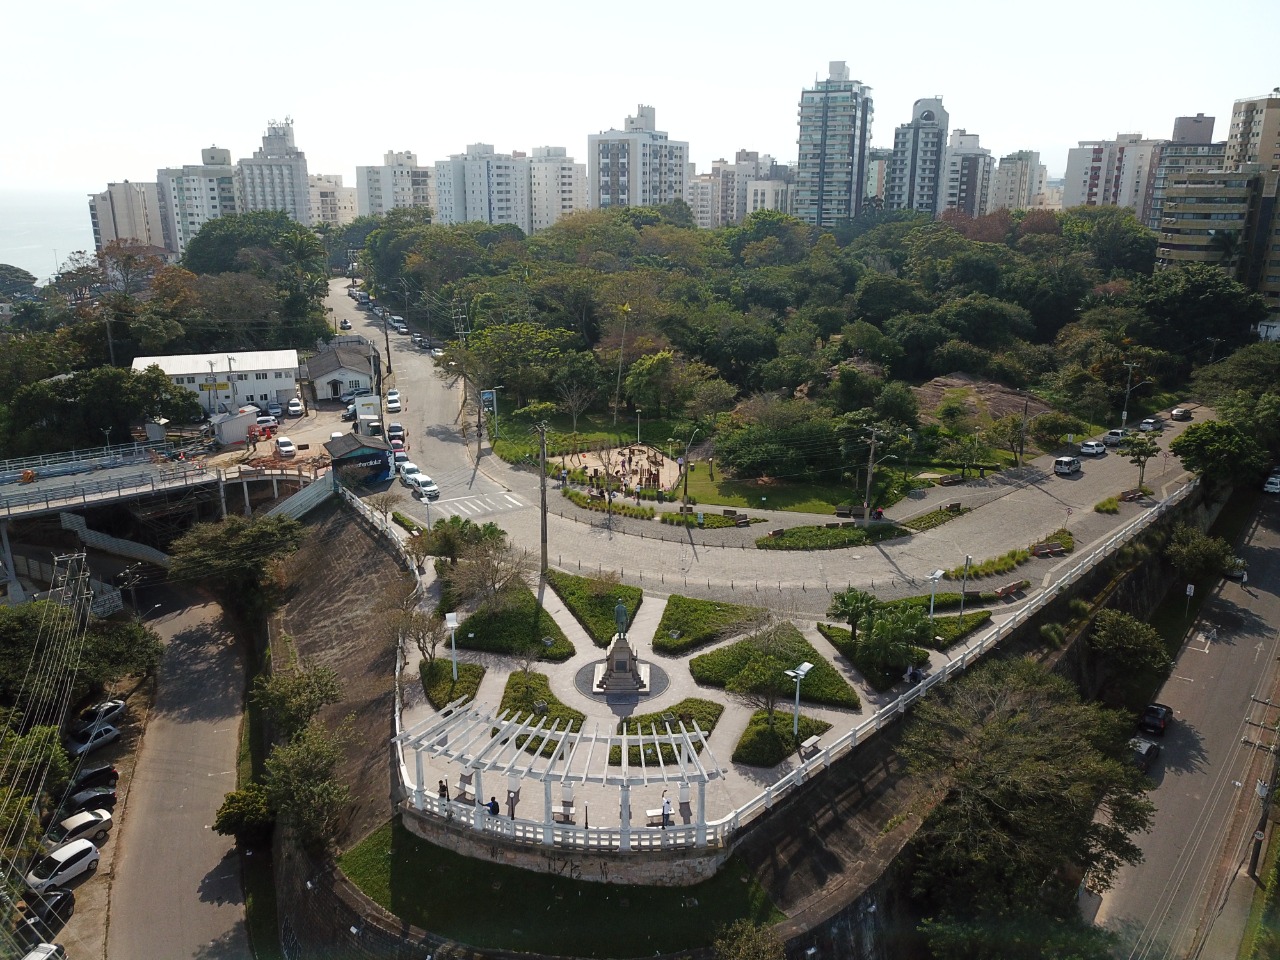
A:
[1068,597,1092,619]
[544,570,643,647]
[653,595,763,655]
[944,548,1031,580]
[1040,622,1068,645]
[419,659,485,710]
[880,592,964,612]
[457,586,575,661]
[731,710,832,767]
[561,488,655,520]
[756,524,905,551]
[498,672,585,755]
[1095,497,1120,514]
[608,698,724,765]
[1044,527,1075,552]
[659,512,758,528]
[213,783,275,846]
[926,611,992,649]
[393,511,425,535]
[815,622,927,692]
[901,506,971,532]
[691,623,860,709]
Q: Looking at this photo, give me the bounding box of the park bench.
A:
[723,509,737,517]
[1119,488,1144,502]
[835,504,854,518]
[800,735,822,755]
[735,516,751,527]
[841,521,857,529]
[825,522,841,529]
[551,802,576,824]
[945,501,962,513]
[1032,541,1066,558]
[645,808,670,826]
[770,529,785,537]
[533,699,548,715]
[938,474,964,486]
[455,779,475,802]
[994,581,1022,599]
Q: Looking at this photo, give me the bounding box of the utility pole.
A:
[452,300,469,418]
[863,427,878,522]
[535,421,549,574]
[1121,360,1139,430]
[613,303,630,425]
[1018,390,1030,466]
[381,308,393,376]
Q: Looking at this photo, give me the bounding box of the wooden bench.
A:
[835,504,854,518]
[938,474,964,486]
[825,522,841,529]
[770,529,785,537]
[723,509,737,517]
[735,516,750,527]
[800,735,822,755]
[994,581,1022,599]
[1032,542,1066,558]
[841,521,858,529]
[1119,488,1144,502]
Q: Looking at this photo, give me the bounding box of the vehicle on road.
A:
[1139,417,1164,432]
[275,437,296,457]
[41,810,112,852]
[387,422,405,442]
[1170,407,1192,421]
[431,347,445,358]
[287,398,303,416]
[72,700,125,734]
[339,318,352,330]
[25,840,99,893]
[385,389,400,405]
[398,461,420,479]
[1139,703,1174,735]
[1080,441,1106,456]
[64,724,120,758]
[1053,456,1081,476]
[1102,429,1129,446]
[1129,736,1161,773]
[1265,476,1280,494]
[14,888,75,947]
[386,397,402,413]
[20,945,67,960]
[68,764,117,793]
[329,432,344,440]
[254,416,278,430]
[341,405,357,421]
[404,473,440,499]
[393,451,411,471]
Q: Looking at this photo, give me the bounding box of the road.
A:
[1091,494,1280,958]
[104,587,249,960]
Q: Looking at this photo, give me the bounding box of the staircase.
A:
[59,513,171,569]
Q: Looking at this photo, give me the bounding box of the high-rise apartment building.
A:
[156,147,237,259]
[685,172,719,229]
[886,98,949,215]
[794,62,874,226]
[235,119,311,225]
[864,147,892,207]
[1143,115,1225,229]
[309,174,357,227]
[988,150,1047,212]
[1226,90,1280,171]
[356,151,434,218]
[941,129,992,218]
[88,181,165,251]
[1062,134,1165,211]
[433,144,532,233]
[588,106,688,210]
[714,151,789,226]
[529,147,587,232]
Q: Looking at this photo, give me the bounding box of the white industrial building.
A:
[356,150,435,217]
[588,106,688,211]
[132,349,300,416]
[156,147,238,258]
[235,119,311,225]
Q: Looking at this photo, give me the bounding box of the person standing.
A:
[661,791,672,829]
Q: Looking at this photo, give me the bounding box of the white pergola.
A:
[395,699,725,849]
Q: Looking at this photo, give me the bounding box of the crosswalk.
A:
[421,491,526,521]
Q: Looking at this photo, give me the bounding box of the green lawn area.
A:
[545,570,644,647]
[457,586,574,661]
[653,595,764,655]
[732,710,832,767]
[610,698,724,765]
[339,820,783,957]
[498,672,585,755]
[491,407,695,463]
[684,460,901,515]
[420,659,485,709]
[690,623,861,709]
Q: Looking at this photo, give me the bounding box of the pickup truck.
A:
[1102,429,1129,446]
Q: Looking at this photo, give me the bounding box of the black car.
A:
[14,887,75,946]
[1139,703,1174,736]
[69,763,118,793]
[1129,736,1161,774]
[63,785,117,817]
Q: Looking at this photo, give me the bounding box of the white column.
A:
[696,781,707,847]
[473,770,485,831]
[619,783,632,852]
[413,749,424,811]
[543,779,554,845]
[242,479,251,516]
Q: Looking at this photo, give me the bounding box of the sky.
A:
[3,0,1279,255]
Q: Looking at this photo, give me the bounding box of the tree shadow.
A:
[196,848,245,906]
[152,618,244,724]
[191,924,251,960]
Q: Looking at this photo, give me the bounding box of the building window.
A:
[255,372,268,380]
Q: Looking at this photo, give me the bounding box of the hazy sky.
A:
[6,0,1279,194]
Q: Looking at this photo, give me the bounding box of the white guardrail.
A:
[385,480,1197,852]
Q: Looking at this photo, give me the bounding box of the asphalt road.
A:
[1091,494,1280,958]
[105,587,249,960]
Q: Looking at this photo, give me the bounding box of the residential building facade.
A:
[235,119,311,225]
[88,181,165,251]
[987,150,1046,212]
[1226,91,1280,171]
[886,97,949,215]
[529,146,587,232]
[685,173,718,229]
[132,349,300,415]
[308,174,357,227]
[1062,134,1166,211]
[434,144,532,233]
[356,151,434,218]
[864,147,892,207]
[587,106,688,210]
[156,147,237,259]
[794,62,874,226]
[1143,115,1226,229]
[941,129,992,218]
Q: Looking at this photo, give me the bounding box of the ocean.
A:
[0,190,97,285]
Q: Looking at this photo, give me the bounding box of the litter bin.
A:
[656,490,664,503]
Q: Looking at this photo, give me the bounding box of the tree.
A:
[874,380,920,429]
[1169,420,1268,491]
[1119,433,1160,488]
[828,588,878,644]
[0,263,38,299]
[263,722,350,850]
[181,210,296,275]
[365,492,399,527]
[985,414,1025,464]
[213,782,275,846]
[713,919,785,960]
[400,610,448,671]
[858,605,930,676]
[1028,411,1084,451]
[168,515,305,619]
[1165,523,1234,583]
[725,652,790,728]
[901,659,1153,920]
[942,432,991,479]
[97,240,166,297]
[253,666,342,742]
[448,540,534,610]
[1126,263,1265,358]
[554,351,601,434]
[1086,610,1170,698]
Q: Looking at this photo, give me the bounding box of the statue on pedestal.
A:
[615,599,629,640]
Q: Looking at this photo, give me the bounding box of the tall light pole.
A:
[928,569,946,625]
[613,303,630,425]
[1121,361,1140,431]
[682,428,701,510]
[784,662,814,740]
[958,555,972,624]
[863,427,879,519]
[227,356,238,409]
[445,611,459,682]
[635,409,642,445]
[1018,390,1030,466]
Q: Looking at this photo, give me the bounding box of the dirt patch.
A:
[913,372,1056,424]
[277,499,413,849]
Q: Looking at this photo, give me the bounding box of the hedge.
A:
[544,570,643,648]
[420,659,485,710]
[457,586,575,661]
[925,610,993,650]
[690,623,860,709]
[815,622,928,693]
[659,512,761,529]
[652,595,764,655]
[608,698,724,766]
[731,710,832,768]
[901,506,971,532]
[755,523,905,551]
[393,511,425,535]
[1095,497,1120,514]
[560,488,655,520]
[498,672,585,756]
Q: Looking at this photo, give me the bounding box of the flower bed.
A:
[690,623,860,709]
[755,523,904,551]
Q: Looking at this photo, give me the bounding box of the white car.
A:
[254,416,279,430]
[287,398,303,416]
[385,398,402,414]
[385,389,401,406]
[393,451,411,470]
[404,473,440,499]
[266,402,283,418]
[431,348,445,358]
[1079,441,1106,456]
[64,724,120,758]
[42,809,113,852]
[25,839,99,893]
[398,461,420,479]
[275,437,296,457]
[1265,476,1280,494]
[1139,418,1164,432]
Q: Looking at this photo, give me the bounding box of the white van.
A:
[1054,456,1081,476]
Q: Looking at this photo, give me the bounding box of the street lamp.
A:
[784,662,814,740]
[635,409,642,445]
[958,555,972,624]
[681,428,701,509]
[928,569,946,625]
[445,612,460,682]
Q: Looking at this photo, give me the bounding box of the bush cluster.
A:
[659,512,758,528]
[498,672,585,756]
[690,623,861,709]
[901,506,971,532]
[755,523,904,551]
[560,488,656,520]
[457,587,575,661]
[544,570,643,647]
[814,622,928,693]
[926,611,993,649]
[1094,497,1120,514]
[944,548,1031,580]
[731,710,832,768]
[419,659,485,710]
[608,698,725,766]
[652,595,764,655]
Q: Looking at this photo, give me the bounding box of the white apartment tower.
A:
[1062,134,1166,211]
[433,145,531,234]
[941,129,993,218]
[987,150,1047,212]
[685,173,719,229]
[794,62,875,226]
[308,174,357,227]
[886,98,949,215]
[356,151,434,217]
[235,119,311,224]
[588,106,689,210]
[88,181,165,251]
[529,147,587,232]
[156,147,238,258]
[713,151,789,226]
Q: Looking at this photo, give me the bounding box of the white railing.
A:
[59,513,172,568]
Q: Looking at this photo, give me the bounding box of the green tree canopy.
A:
[168,515,305,619]
[181,210,297,275]
[1169,420,1268,490]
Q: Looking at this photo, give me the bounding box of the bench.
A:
[770,529,785,537]
[454,781,475,802]
[825,522,841,529]
[938,474,964,486]
[800,735,822,754]
[723,509,737,517]
[1032,542,1066,558]
[645,808,669,827]
[551,803,576,824]
[835,504,867,519]
[841,521,858,529]
[1119,488,1144,502]
[735,516,751,528]
[994,581,1022,599]
[945,501,962,513]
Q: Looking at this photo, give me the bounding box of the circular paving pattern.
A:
[573,660,671,702]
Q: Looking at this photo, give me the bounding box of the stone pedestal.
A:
[593,633,649,693]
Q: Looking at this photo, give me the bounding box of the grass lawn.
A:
[419,659,485,709]
[690,623,861,709]
[499,672,585,755]
[544,570,643,647]
[684,460,904,515]
[732,710,832,767]
[339,819,783,957]
[653,595,764,655]
[492,407,695,463]
[457,586,574,661]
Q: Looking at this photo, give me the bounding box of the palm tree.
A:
[1208,229,1242,279]
[828,588,878,644]
[859,606,930,676]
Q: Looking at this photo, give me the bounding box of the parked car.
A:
[338,387,372,404]
[14,888,75,947]
[72,700,125,735]
[1080,440,1106,456]
[404,473,440,499]
[64,724,120,759]
[1139,703,1174,735]
[1265,476,1280,494]
[1102,428,1129,446]
[339,319,352,330]
[1129,736,1161,773]
[387,422,405,442]
[1170,407,1192,421]
[1053,456,1081,476]
[393,451,411,470]
[275,437,296,457]
[1139,417,1164,432]
[341,405,357,422]
[26,840,99,893]
[329,432,345,440]
[62,786,117,817]
[254,416,278,430]
[385,397,402,414]
[385,389,401,405]
[266,402,283,418]
[68,763,117,793]
[431,347,445,358]
[398,461,420,479]
[287,398,303,416]
[41,810,112,852]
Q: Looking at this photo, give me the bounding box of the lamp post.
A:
[682,428,701,509]
[958,555,972,624]
[227,356,238,409]
[1018,390,1030,466]
[784,662,814,739]
[445,612,459,682]
[928,569,946,625]
[635,409,642,445]
[1121,361,1140,431]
